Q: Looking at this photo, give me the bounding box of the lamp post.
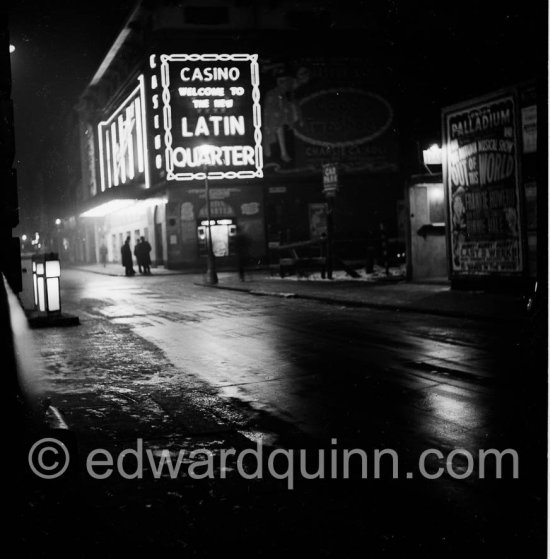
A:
[54,218,62,255]
[200,146,218,284]
[322,162,339,280]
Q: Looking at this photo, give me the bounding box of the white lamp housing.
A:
[32,253,62,314]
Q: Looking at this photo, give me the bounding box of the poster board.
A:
[442,90,524,276]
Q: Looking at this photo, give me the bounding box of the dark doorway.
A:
[154,205,164,266]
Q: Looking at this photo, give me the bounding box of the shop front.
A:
[77,196,167,266]
[165,184,265,269]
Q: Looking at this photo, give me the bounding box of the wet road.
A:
[26,268,546,556]
[52,270,532,446]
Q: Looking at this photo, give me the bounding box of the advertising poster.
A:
[443,93,523,275]
[260,57,398,175]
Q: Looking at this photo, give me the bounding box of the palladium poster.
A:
[443,93,523,275]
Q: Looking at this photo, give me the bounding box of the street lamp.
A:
[322,162,339,280]
[198,145,218,285]
[27,251,80,328]
[54,218,62,254]
[32,252,61,314]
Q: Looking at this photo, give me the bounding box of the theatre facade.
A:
[74,2,401,269]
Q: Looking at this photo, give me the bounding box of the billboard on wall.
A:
[259,57,398,174]
[442,91,523,276]
[152,53,263,181]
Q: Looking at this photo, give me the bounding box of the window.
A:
[428,185,445,224]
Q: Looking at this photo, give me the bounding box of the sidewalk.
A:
[197,269,529,322]
[67,262,529,322]
[67,262,186,276]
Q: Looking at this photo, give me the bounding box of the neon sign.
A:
[84,123,97,196]
[158,53,263,181]
[98,75,150,191]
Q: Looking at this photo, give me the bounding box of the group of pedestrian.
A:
[119,229,251,279]
[121,236,152,276]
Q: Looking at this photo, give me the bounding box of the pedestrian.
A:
[134,238,144,274]
[319,232,327,279]
[121,236,135,276]
[234,226,250,281]
[140,236,152,274]
[99,243,108,267]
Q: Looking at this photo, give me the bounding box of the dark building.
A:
[68,0,545,285]
[72,0,403,270]
[1,12,20,292]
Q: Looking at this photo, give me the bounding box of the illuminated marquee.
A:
[98,75,150,191]
[159,53,263,181]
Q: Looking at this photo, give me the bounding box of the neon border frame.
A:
[98,75,151,191]
[159,53,263,181]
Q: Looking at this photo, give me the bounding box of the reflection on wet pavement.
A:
[25,269,545,556]
[39,271,533,458]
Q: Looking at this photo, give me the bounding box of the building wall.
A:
[265,175,404,259]
[74,2,403,271]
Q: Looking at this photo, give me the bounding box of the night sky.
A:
[7,0,547,237]
[8,0,134,235]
